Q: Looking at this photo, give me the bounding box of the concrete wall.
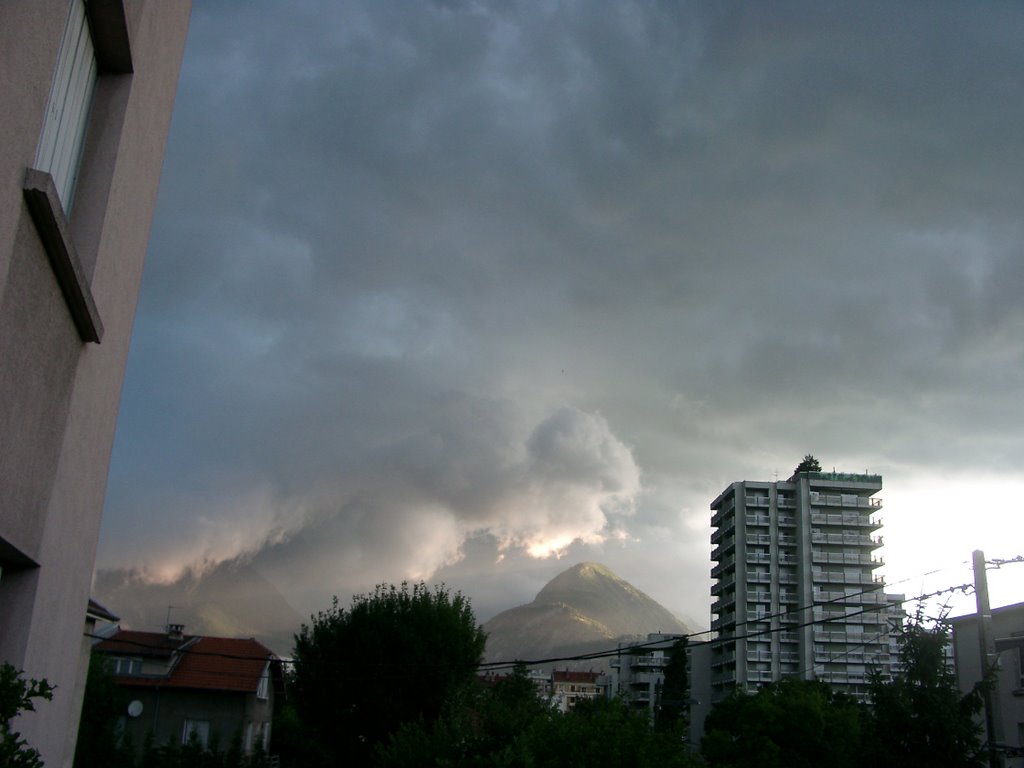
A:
[0,2,191,766]
[952,603,1024,766]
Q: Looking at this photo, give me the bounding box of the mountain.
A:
[482,562,688,669]
[93,560,303,657]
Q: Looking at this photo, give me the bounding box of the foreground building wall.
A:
[0,2,191,765]
[951,602,1024,765]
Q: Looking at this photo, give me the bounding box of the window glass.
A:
[182,720,210,747]
[35,0,97,211]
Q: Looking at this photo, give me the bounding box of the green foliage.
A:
[0,662,54,768]
[701,678,865,768]
[864,621,986,768]
[378,677,701,768]
[525,697,698,768]
[73,653,134,768]
[292,582,487,765]
[793,454,822,475]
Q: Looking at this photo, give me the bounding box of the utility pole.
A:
[973,549,1005,768]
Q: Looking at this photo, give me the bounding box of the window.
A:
[35,0,98,212]
[23,0,133,345]
[182,720,210,748]
[112,657,142,676]
[256,662,270,700]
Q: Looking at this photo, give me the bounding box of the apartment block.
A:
[705,468,904,704]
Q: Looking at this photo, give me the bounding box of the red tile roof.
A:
[96,630,275,693]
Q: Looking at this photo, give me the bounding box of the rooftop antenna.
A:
[165,605,178,630]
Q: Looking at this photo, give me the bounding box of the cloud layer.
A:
[100,1,1024,622]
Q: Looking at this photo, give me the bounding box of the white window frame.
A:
[256,662,270,700]
[35,0,98,212]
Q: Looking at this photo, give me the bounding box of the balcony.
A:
[811,532,883,548]
[745,514,771,527]
[811,551,884,567]
[711,651,736,668]
[811,512,883,529]
[777,515,796,527]
[712,537,736,560]
[711,557,735,578]
[746,533,771,546]
[711,616,735,632]
[711,596,735,614]
[809,491,882,509]
[747,552,771,564]
[711,517,736,542]
[748,591,772,603]
[745,495,770,508]
[778,535,797,547]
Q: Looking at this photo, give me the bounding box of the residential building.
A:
[950,601,1024,765]
[94,625,280,756]
[702,468,904,710]
[609,633,685,718]
[551,669,607,712]
[0,2,190,764]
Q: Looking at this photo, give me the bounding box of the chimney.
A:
[166,623,185,641]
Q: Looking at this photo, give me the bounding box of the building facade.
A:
[951,601,1024,765]
[609,633,685,718]
[550,670,607,712]
[94,626,280,757]
[704,469,904,706]
[0,2,190,764]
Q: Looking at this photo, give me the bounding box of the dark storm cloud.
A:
[99,1,1024,620]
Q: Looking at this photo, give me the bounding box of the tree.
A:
[377,662,553,767]
[701,677,865,768]
[864,620,986,768]
[793,454,822,476]
[656,637,690,731]
[73,653,134,768]
[0,663,54,768]
[291,582,486,765]
[526,697,700,768]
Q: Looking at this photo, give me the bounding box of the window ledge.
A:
[22,169,103,343]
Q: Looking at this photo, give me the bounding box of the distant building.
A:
[0,2,190,763]
[697,468,905,722]
[551,669,607,712]
[609,633,685,718]
[94,626,281,756]
[950,602,1024,764]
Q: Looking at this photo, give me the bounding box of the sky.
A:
[98,0,1024,629]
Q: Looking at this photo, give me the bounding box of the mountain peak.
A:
[483,562,687,667]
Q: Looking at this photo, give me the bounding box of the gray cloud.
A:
[100,1,1024,624]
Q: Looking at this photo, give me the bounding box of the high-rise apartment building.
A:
[704,467,904,704]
